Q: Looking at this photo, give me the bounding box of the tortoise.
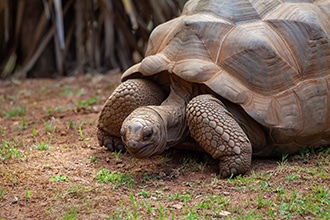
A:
[97,0,330,177]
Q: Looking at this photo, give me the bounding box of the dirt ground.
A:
[0,73,329,219]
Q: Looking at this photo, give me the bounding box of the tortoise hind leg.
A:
[186,94,252,178]
[97,79,165,151]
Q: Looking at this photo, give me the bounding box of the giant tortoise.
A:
[97,0,330,177]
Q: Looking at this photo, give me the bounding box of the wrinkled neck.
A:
[149,75,194,147]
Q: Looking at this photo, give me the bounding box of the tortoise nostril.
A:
[127,140,137,148]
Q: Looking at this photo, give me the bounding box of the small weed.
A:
[44,107,62,115]
[137,189,150,198]
[62,87,85,97]
[25,188,32,199]
[76,97,98,109]
[69,121,75,129]
[113,150,121,159]
[94,168,134,188]
[31,127,37,138]
[51,175,69,182]
[4,104,26,118]
[35,142,51,150]
[78,125,90,141]
[0,188,4,200]
[1,141,21,161]
[18,117,27,130]
[278,154,289,167]
[90,156,98,162]
[62,207,78,220]
[42,119,55,132]
[64,184,92,198]
[129,193,138,219]
[285,174,299,182]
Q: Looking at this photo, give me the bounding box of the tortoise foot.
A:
[97,129,126,152]
[187,94,252,178]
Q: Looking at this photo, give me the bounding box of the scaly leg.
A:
[97,79,165,151]
[186,94,252,178]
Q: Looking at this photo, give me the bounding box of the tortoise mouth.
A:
[127,143,155,158]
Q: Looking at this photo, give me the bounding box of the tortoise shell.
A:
[122,0,330,147]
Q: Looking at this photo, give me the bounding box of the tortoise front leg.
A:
[97,79,165,151]
[186,94,252,178]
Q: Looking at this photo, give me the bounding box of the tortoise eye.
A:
[143,129,153,140]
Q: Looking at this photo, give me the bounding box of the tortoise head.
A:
[120,107,167,158]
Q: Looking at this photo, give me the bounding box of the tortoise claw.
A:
[97,129,126,152]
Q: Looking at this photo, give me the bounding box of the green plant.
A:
[18,117,27,130]
[76,97,98,109]
[137,189,150,198]
[129,193,138,219]
[25,188,32,199]
[78,125,90,141]
[42,119,55,132]
[51,175,69,182]
[69,121,75,129]
[94,168,134,188]
[44,107,62,115]
[89,156,97,162]
[35,142,51,150]
[113,150,121,159]
[1,141,21,161]
[31,127,37,138]
[4,104,26,118]
[278,154,289,167]
[0,188,4,200]
[62,208,78,220]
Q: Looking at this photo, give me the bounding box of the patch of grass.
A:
[1,141,21,161]
[113,150,121,159]
[17,117,27,130]
[51,175,69,182]
[76,97,98,109]
[78,125,90,141]
[0,188,4,200]
[68,121,75,129]
[31,127,37,138]
[3,104,26,118]
[94,168,134,188]
[25,188,32,199]
[35,142,51,151]
[44,107,62,115]
[89,156,97,162]
[61,87,85,97]
[62,207,78,220]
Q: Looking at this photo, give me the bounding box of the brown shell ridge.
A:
[145,17,183,57]
[183,0,263,24]
[121,63,141,81]
[182,13,235,64]
[242,75,330,137]
[317,1,330,22]
[218,21,302,94]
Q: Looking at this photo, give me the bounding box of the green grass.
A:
[1,141,21,161]
[94,168,134,188]
[3,104,26,118]
[101,148,330,219]
[76,97,98,109]
[0,188,4,200]
[62,208,78,220]
[35,142,51,150]
[51,175,70,182]
[43,106,62,115]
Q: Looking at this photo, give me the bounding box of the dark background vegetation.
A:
[0,0,187,78]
